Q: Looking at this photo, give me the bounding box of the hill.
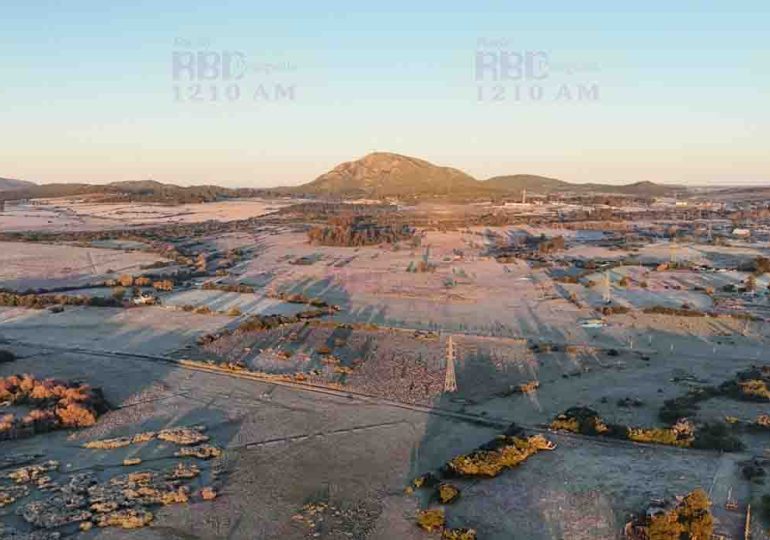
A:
[483,174,571,194]
[289,152,486,198]
[0,180,258,204]
[287,152,682,199]
[0,178,35,191]
[574,180,682,197]
[1,154,685,202]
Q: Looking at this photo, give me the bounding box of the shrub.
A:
[753,257,770,274]
[692,422,743,452]
[437,483,460,504]
[416,509,444,532]
[0,350,16,364]
[627,426,691,448]
[761,494,770,523]
[550,407,619,437]
[738,379,770,400]
[659,387,720,423]
[152,280,174,292]
[746,274,757,292]
[442,529,476,540]
[112,287,126,301]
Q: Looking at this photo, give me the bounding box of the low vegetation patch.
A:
[2,424,224,534]
[84,425,210,450]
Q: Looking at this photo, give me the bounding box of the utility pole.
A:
[602,270,611,304]
[745,503,751,540]
[521,189,527,205]
[444,336,458,393]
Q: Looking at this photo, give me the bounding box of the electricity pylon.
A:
[602,270,611,304]
[444,336,458,393]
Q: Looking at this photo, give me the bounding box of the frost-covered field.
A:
[0,197,289,232]
[3,203,770,539]
[0,241,167,290]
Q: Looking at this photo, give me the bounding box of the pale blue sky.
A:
[1,1,768,186]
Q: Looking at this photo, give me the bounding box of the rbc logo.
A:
[475,51,549,81]
[172,51,248,81]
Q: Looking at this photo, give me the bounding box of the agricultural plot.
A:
[0,241,168,291]
[0,306,229,355]
[161,289,311,317]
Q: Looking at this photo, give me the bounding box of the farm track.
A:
[2,337,737,458]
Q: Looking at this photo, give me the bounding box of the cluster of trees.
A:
[660,367,770,433]
[105,275,174,292]
[642,305,706,317]
[273,292,331,308]
[490,233,567,262]
[197,305,336,346]
[307,216,416,247]
[624,489,713,540]
[444,429,555,478]
[0,180,265,205]
[0,292,120,309]
[531,234,566,254]
[178,304,241,317]
[0,374,108,440]
[276,202,398,220]
[202,282,255,294]
[551,406,743,451]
